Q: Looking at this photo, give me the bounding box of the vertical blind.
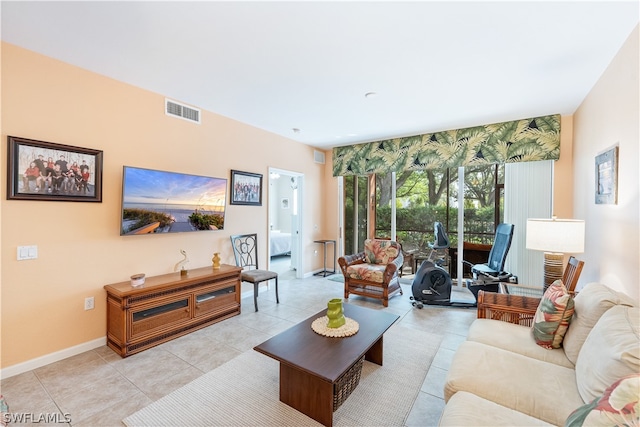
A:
[504,160,554,287]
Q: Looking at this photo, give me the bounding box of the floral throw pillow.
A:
[565,374,640,427]
[532,279,575,349]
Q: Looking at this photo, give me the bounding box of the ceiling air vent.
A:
[165,99,201,124]
[314,150,325,164]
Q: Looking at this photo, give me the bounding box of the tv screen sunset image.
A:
[121,166,227,235]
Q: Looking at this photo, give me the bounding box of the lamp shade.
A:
[526,218,585,254]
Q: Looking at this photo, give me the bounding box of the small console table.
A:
[314,239,337,277]
[104,264,242,357]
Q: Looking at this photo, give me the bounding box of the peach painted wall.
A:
[554,116,574,219]
[572,25,639,301]
[322,150,341,255]
[0,42,330,369]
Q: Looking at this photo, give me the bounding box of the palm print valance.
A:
[332,114,560,176]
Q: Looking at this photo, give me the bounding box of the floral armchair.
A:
[338,239,404,307]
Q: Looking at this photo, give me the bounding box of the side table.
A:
[314,239,336,277]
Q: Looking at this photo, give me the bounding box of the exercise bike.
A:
[410,222,517,308]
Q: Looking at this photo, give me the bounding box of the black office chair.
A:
[428,222,450,266]
[230,233,279,312]
[463,223,515,301]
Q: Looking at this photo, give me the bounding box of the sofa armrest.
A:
[476,290,541,326]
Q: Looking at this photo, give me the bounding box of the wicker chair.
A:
[501,256,585,297]
[479,256,585,325]
[561,256,585,292]
[477,290,541,326]
[374,237,416,277]
[339,239,404,307]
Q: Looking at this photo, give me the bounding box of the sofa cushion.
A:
[439,391,554,426]
[363,239,400,264]
[532,280,575,349]
[575,305,640,403]
[563,283,638,365]
[565,373,640,427]
[444,341,584,426]
[467,318,574,368]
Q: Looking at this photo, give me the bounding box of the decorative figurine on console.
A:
[174,249,189,276]
[212,252,221,270]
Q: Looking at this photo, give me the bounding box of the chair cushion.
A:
[563,282,638,365]
[472,263,499,276]
[565,373,640,427]
[532,280,575,349]
[346,264,387,284]
[241,269,277,283]
[575,305,640,403]
[363,239,400,264]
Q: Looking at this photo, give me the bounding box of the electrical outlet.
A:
[84,297,94,310]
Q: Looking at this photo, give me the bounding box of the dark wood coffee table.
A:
[254,304,399,427]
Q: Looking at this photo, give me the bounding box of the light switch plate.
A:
[17,245,38,260]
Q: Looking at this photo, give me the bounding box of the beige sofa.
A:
[440,283,639,426]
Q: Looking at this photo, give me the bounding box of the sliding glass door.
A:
[343,175,369,255]
[342,164,505,280]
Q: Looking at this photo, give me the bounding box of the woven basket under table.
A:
[333,356,365,411]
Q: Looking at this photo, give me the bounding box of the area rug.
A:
[327,273,344,282]
[123,324,440,426]
[327,273,414,286]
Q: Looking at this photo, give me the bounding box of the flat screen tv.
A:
[120,166,227,235]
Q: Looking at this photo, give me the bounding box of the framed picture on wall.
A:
[230,169,262,206]
[595,145,618,205]
[7,136,103,202]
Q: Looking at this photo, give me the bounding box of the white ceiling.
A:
[1,1,638,149]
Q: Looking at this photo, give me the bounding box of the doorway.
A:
[268,167,304,279]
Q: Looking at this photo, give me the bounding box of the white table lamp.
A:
[526,218,585,291]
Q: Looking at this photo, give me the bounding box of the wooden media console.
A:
[104,264,242,357]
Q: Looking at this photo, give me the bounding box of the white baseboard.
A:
[1,336,106,380]
[305,269,325,278]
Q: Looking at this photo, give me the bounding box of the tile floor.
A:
[1,273,477,427]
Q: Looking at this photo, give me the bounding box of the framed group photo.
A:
[7,136,103,202]
[230,169,262,206]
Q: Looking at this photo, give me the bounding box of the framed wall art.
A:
[230,169,262,206]
[7,136,103,202]
[595,145,618,205]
